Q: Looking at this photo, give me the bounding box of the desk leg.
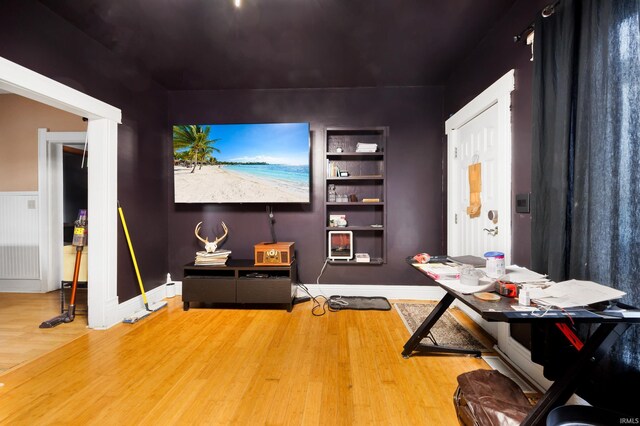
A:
[401,293,481,358]
[522,322,631,426]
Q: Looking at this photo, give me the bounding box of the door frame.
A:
[445,70,542,382]
[0,56,121,329]
[445,69,514,266]
[38,130,87,293]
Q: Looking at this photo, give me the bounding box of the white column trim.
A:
[87,119,119,328]
[1,55,121,329]
[0,57,121,123]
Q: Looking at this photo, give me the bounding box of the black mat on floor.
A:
[328,296,392,311]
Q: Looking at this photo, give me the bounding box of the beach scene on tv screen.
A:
[173,123,310,203]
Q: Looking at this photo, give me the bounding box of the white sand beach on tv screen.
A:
[174,165,308,203]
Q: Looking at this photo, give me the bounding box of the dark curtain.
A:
[532,0,640,414]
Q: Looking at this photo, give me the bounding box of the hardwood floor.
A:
[0,292,88,374]
[0,298,494,425]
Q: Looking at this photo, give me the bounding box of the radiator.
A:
[0,193,40,279]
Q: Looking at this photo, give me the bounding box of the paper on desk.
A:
[532,279,626,308]
[437,278,496,295]
[502,265,549,283]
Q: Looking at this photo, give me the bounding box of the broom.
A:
[118,201,167,323]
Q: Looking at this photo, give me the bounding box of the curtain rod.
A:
[513,0,560,43]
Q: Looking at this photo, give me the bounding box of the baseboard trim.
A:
[118,284,169,323]
[297,284,445,300]
[169,281,441,301]
[0,279,44,293]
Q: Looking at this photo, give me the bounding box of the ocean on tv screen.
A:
[172,122,310,203]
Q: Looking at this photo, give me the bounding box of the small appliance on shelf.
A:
[355,253,370,263]
[254,242,294,266]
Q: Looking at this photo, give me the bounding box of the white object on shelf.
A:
[356,142,378,152]
[355,253,370,263]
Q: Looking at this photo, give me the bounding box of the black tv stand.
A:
[182,259,296,312]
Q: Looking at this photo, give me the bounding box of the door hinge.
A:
[454,147,458,159]
[455,214,458,224]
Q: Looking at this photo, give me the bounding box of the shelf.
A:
[325,226,384,231]
[326,175,384,181]
[326,202,384,206]
[326,152,384,157]
[328,258,384,265]
[325,126,388,264]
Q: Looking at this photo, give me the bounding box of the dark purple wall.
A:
[443,0,548,267]
[0,1,169,300]
[168,87,444,285]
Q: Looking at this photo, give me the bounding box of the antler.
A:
[195,222,209,245]
[212,222,228,247]
[194,221,228,253]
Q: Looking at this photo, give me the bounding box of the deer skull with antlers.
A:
[195,221,228,253]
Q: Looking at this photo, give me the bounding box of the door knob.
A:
[483,226,498,236]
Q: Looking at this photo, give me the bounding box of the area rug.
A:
[394,302,490,352]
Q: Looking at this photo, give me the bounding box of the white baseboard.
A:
[170,280,441,301]
[0,279,44,293]
[297,284,445,300]
[118,283,170,322]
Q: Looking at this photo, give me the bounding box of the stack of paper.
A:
[416,262,460,280]
[356,143,378,152]
[195,249,231,266]
[529,279,626,308]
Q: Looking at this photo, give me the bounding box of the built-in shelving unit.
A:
[324,126,388,264]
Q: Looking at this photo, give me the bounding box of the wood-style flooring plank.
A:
[0,292,88,374]
[0,298,496,425]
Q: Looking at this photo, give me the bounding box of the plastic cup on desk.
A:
[484,251,505,278]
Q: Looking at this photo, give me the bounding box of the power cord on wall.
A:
[295,257,344,316]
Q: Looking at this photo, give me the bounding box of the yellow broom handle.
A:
[117,204,148,305]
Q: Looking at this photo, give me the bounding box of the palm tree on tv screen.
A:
[173,125,221,173]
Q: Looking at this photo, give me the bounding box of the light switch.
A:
[515,193,530,214]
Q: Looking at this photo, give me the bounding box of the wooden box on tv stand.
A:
[254,242,295,266]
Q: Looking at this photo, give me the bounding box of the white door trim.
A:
[1,56,121,329]
[445,69,514,266]
[444,70,550,391]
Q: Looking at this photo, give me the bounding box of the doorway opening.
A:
[1,55,121,328]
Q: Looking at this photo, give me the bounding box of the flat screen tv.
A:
[173,122,310,203]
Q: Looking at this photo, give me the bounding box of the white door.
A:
[446,70,513,340]
[446,70,514,266]
[446,71,552,391]
[449,103,510,260]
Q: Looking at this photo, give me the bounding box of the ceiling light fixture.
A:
[234,0,241,7]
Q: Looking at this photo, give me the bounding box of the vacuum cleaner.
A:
[40,209,87,328]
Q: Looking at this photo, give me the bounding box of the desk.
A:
[405,258,640,426]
